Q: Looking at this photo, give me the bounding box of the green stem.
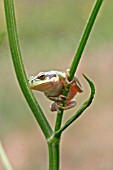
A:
[69,0,103,81]
[4,0,53,139]
[48,143,60,170]
[54,88,69,132]
[54,0,103,133]
[48,136,60,170]
[3,0,103,170]
[0,142,14,170]
[54,110,63,131]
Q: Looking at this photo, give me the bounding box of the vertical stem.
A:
[3,0,103,170]
[54,88,70,131]
[48,136,60,170]
[54,111,63,131]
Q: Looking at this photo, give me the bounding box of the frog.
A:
[28,70,83,111]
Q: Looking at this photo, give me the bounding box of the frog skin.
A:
[28,70,83,111]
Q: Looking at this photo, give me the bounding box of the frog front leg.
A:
[48,95,67,102]
[59,70,83,93]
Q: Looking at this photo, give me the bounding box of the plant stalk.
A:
[54,0,103,134]
[4,0,53,139]
[54,1,103,168]
[69,0,103,80]
[3,0,103,170]
[48,135,60,170]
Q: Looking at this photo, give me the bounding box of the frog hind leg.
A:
[50,100,77,112]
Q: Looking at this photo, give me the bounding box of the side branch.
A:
[55,75,95,135]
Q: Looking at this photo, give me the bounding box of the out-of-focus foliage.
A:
[0,0,113,170]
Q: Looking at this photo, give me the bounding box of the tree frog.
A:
[28,70,83,111]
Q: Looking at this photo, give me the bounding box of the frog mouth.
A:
[29,81,53,91]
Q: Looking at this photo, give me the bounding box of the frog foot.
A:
[50,100,77,112]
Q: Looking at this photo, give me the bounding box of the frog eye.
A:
[37,72,46,80]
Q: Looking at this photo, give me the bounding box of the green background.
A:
[0,0,113,169]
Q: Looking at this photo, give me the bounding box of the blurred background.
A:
[0,0,113,169]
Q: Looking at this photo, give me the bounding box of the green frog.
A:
[28,70,83,111]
